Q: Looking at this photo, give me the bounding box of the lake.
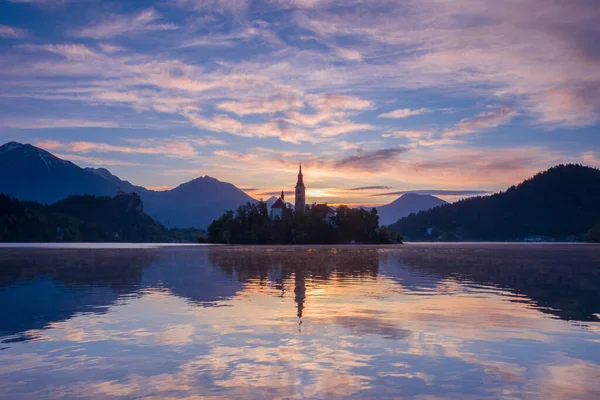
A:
[1,243,599,399]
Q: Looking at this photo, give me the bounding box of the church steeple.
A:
[296,162,304,186]
[295,162,306,215]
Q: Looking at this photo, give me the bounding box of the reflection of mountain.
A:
[2,244,599,346]
[390,244,600,322]
[139,248,244,305]
[0,248,156,340]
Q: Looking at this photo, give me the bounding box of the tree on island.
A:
[207,201,402,245]
[585,223,600,243]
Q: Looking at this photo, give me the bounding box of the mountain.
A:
[389,164,600,241]
[375,193,447,226]
[142,176,255,229]
[0,142,256,229]
[85,167,148,194]
[0,142,118,203]
[85,168,255,228]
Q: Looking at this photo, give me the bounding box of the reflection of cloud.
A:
[329,313,411,340]
[3,247,600,399]
[157,324,195,346]
[536,357,600,400]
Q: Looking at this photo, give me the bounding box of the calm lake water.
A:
[1,244,599,399]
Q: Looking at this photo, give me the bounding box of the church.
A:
[270,164,335,224]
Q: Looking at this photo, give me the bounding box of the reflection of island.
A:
[208,246,380,323]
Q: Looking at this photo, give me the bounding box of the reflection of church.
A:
[270,163,335,223]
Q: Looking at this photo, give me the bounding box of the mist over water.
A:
[1,244,599,399]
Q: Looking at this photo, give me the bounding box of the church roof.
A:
[271,197,286,209]
[313,204,335,213]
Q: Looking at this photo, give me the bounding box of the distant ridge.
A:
[375,193,447,226]
[0,142,117,203]
[389,164,600,241]
[0,142,255,229]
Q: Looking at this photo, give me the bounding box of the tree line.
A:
[207,202,402,245]
[0,193,203,243]
[389,164,600,242]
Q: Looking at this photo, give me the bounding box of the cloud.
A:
[382,130,429,139]
[8,0,74,4]
[298,0,600,128]
[0,118,118,129]
[34,138,199,158]
[383,130,463,148]
[307,94,373,112]
[52,153,142,166]
[445,106,517,136]
[261,190,295,197]
[98,43,127,53]
[334,148,408,171]
[332,46,363,61]
[371,189,492,197]
[73,8,178,39]
[213,150,254,161]
[349,186,394,191]
[217,95,303,116]
[184,113,244,134]
[582,152,600,167]
[0,25,26,39]
[244,120,314,144]
[314,122,378,137]
[18,44,98,59]
[379,108,431,119]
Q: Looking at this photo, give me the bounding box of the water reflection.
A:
[0,244,599,399]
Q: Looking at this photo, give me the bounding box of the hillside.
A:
[85,167,148,194]
[0,142,255,229]
[389,164,600,241]
[142,176,255,228]
[0,193,173,242]
[376,193,447,226]
[0,142,117,203]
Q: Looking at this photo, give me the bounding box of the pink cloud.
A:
[379,108,431,119]
[0,25,25,39]
[445,107,517,137]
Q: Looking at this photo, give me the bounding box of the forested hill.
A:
[389,164,600,241]
[0,193,198,243]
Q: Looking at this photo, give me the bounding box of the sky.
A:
[0,0,599,206]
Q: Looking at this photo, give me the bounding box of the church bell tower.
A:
[295,163,306,215]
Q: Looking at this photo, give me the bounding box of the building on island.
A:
[295,163,306,215]
[312,203,336,225]
[270,190,286,219]
[269,163,337,223]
